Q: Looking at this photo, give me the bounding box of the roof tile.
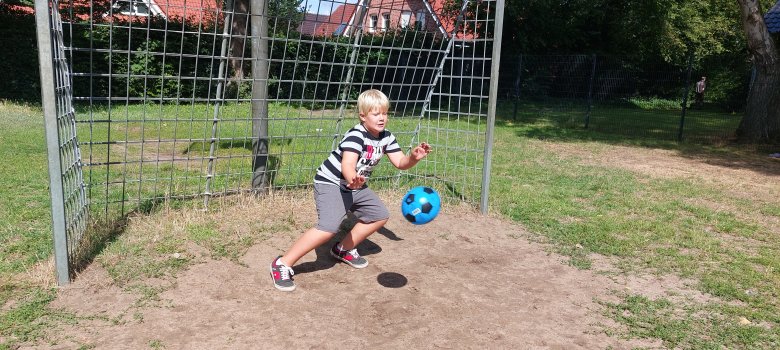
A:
[766,0,780,33]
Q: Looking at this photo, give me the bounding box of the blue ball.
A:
[401,186,441,225]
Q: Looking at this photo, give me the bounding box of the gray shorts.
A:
[314,182,390,233]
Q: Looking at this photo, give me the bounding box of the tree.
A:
[223,0,304,191]
[229,0,304,81]
[500,1,743,62]
[736,0,780,142]
[250,0,271,192]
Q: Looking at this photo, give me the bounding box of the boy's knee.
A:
[316,221,342,234]
[358,217,388,226]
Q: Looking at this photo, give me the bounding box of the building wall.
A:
[360,0,442,34]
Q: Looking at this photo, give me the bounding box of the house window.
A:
[369,14,378,33]
[400,11,411,28]
[382,13,390,31]
[415,10,426,30]
[112,0,150,16]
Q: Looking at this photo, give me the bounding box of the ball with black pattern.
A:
[401,186,441,225]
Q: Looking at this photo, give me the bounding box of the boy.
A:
[270,89,432,291]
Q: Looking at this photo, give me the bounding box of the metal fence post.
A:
[331,0,371,154]
[679,52,694,142]
[481,0,505,214]
[408,0,471,153]
[584,54,597,129]
[35,0,70,285]
[205,0,235,207]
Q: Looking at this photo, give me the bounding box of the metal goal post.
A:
[35,0,505,284]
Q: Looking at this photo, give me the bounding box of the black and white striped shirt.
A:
[315,123,402,189]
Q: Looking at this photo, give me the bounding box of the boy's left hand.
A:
[411,142,432,161]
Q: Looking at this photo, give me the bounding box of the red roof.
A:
[2,3,35,15]
[297,0,473,39]
[44,0,221,24]
[154,0,220,22]
[314,3,358,36]
[298,13,330,36]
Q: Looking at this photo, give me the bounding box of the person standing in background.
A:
[694,76,706,108]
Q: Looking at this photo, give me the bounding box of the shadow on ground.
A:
[290,214,401,275]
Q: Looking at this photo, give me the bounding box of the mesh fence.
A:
[36,3,90,284]
[498,54,747,143]
[37,0,504,283]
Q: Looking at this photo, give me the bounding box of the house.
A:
[299,12,331,36]
[358,0,450,35]
[766,0,780,34]
[13,0,222,24]
[304,3,360,36]
[298,0,471,39]
[107,0,221,22]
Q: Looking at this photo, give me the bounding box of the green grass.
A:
[503,98,742,143]
[489,111,780,348]
[71,101,488,224]
[2,99,779,348]
[0,102,64,349]
[0,102,53,275]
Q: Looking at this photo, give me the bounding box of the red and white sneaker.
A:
[269,256,295,291]
[330,244,368,269]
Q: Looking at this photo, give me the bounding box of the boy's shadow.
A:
[294,213,402,275]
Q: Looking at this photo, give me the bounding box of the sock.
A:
[276,258,286,267]
[336,244,346,252]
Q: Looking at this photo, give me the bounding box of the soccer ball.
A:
[401,186,441,225]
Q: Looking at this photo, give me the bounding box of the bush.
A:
[68,16,218,101]
[0,5,40,101]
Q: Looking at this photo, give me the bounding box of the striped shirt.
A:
[315,123,402,189]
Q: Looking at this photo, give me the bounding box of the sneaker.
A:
[330,244,368,269]
[269,256,295,292]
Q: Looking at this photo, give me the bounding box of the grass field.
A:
[0,101,59,348]
[1,99,779,349]
[68,101,487,223]
[505,97,743,143]
[488,117,780,348]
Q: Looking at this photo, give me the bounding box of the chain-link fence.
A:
[498,54,749,143]
[36,0,505,284]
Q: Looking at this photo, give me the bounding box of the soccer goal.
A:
[35,0,505,284]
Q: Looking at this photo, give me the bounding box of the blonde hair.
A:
[357,89,390,115]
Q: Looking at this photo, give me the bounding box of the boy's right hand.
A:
[411,142,432,160]
[347,175,366,189]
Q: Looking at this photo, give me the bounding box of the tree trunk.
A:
[736,0,780,142]
[251,0,270,192]
[229,0,250,82]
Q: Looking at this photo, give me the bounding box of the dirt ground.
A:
[29,146,780,350]
[34,203,671,349]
